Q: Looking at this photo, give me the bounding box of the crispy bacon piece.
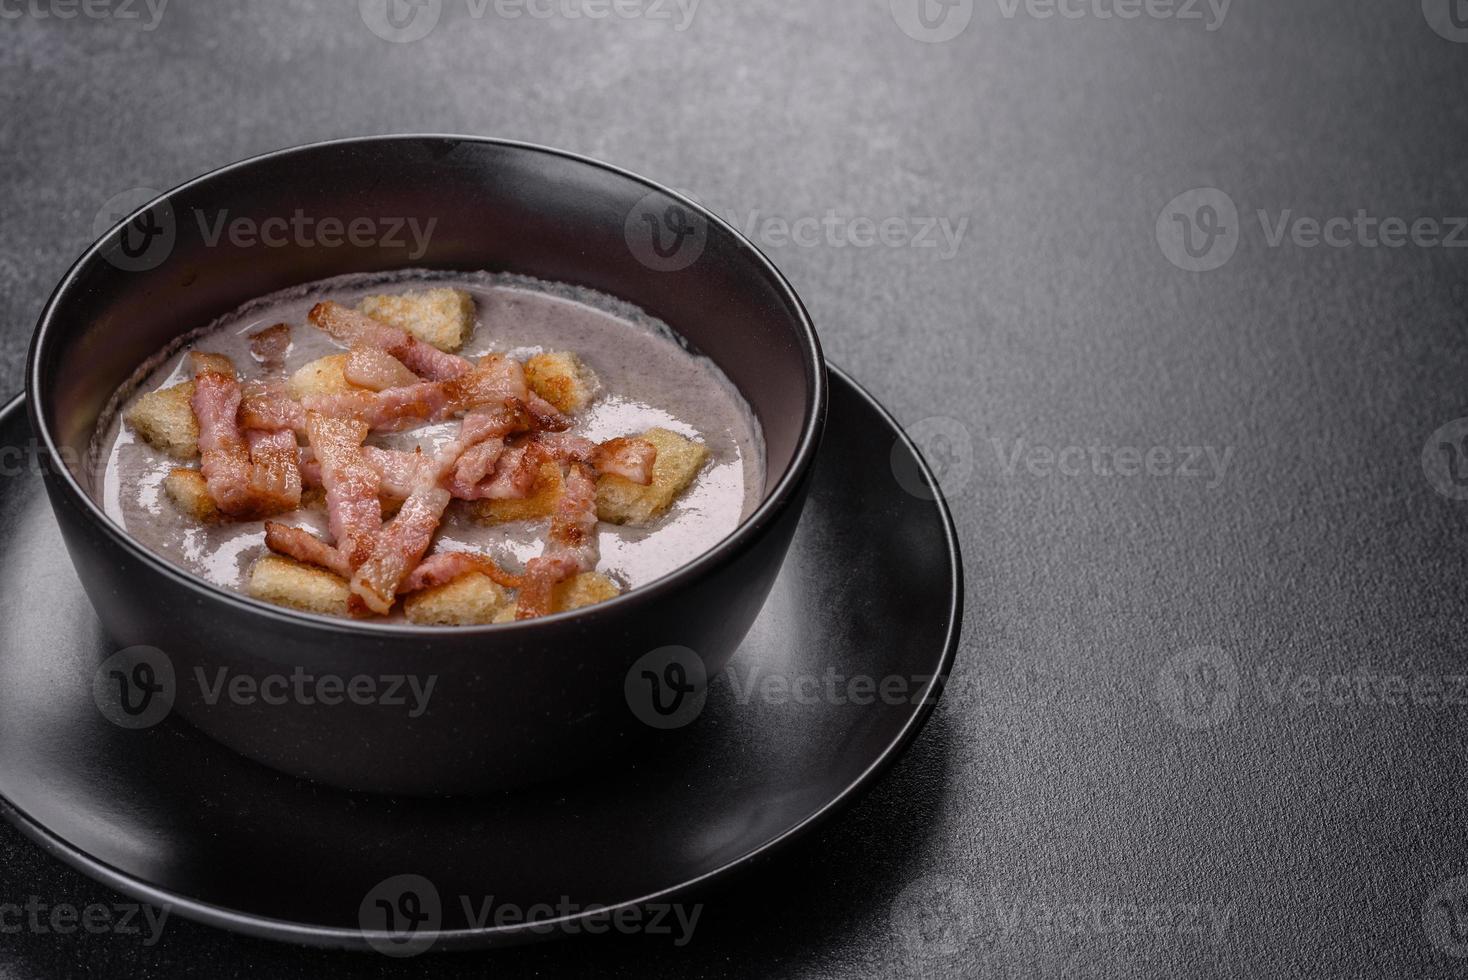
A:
[441,355,571,430]
[345,347,421,391]
[191,362,251,511]
[302,382,452,433]
[534,432,657,484]
[363,447,427,500]
[517,462,600,620]
[301,446,425,502]
[245,429,303,512]
[190,354,301,518]
[240,383,307,433]
[242,355,568,440]
[442,354,526,407]
[245,380,448,436]
[264,522,352,579]
[350,479,453,615]
[309,302,471,381]
[349,389,563,612]
[524,394,572,432]
[248,323,292,371]
[305,412,383,567]
[451,438,506,492]
[441,399,556,500]
[401,551,522,593]
[591,437,657,484]
[471,444,543,501]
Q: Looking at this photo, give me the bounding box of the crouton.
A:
[247,555,351,617]
[285,354,358,400]
[525,351,598,414]
[493,572,622,623]
[358,288,476,353]
[162,468,218,522]
[403,572,509,626]
[596,428,709,525]
[124,382,198,459]
[469,461,564,525]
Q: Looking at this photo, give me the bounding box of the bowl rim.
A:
[25,134,828,636]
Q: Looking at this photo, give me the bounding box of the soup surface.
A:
[90,270,765,622]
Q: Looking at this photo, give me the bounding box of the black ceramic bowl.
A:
[27,136,826,796]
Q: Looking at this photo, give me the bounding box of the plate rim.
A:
[0,362,964,951]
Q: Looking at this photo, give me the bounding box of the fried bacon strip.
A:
[362,447,426,500]
[245,429,304,511]
[348,390,569,611]
[401,551,522,593]
[305,412,383,568]
[190,353,301,518]
[439,355,567,427]
[345,347,420,391]
[240,355,570,441]
[450,438,507,494]
[248,323,292,371]
[533,432,657,484]
[349,468,453,615]
[263,522,353,579]
[302,383,451,433]
[301,446,425,501]
[466,444,545,501]
[432,400,532,498]
[517,462,600,620]
[305,425,654,505]
[309,302,471,381]
[240,383,307,433]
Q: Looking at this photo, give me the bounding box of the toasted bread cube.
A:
[358,288,476,353]
[124,382,198,459]
[525,351,597,414]
[286,354,358,400]
[191,351,237,378]
[403,572,509,626]
[556,571,622,610]
[247,555,351,617]
[162,468,218,522]
[470,462,564,525]
[596,428,709,526]
[493,572,622,623]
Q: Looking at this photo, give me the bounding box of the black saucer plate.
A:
[0,365,961,952]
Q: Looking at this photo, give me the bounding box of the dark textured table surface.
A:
[3,0,1467,976]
